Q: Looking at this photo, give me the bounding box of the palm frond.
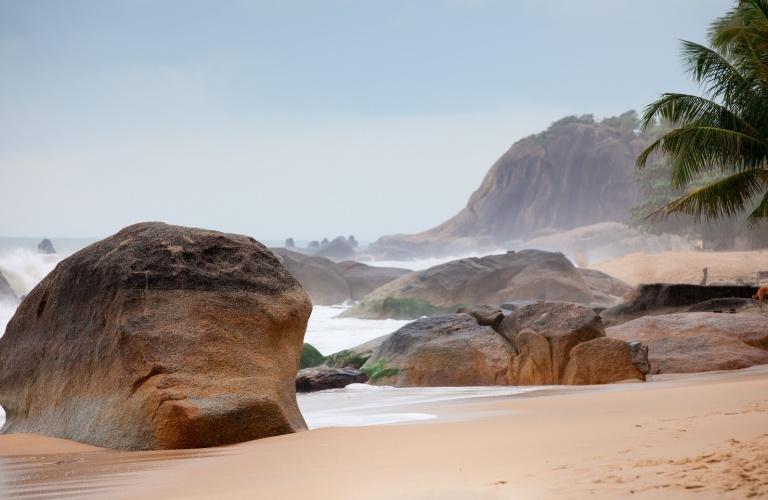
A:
[654,169,768,220]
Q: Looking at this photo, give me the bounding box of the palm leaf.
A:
[653,169,768,220]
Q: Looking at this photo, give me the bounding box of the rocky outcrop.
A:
[272,248,410,306]
[344,250,614,319]
[607,312,768,374]
[576,268,633,306]
[363,303,643,387]
[37,238,56,254]
[0,222,312,450]
[562,337,645,384]
[601,283,759,326]
[456,305,505,330]
[499,302,613,384]
[369,115,646,259]
[315,236,356,261]
[0,271,17,303]
[363,314,514,386]
[295,366,368,392]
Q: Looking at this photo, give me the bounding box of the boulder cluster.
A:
[360,302,646,387]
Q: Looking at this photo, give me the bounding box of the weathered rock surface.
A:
[499,302,609,384]
[562,337,645,384]
[272,248,410,306]
[368,116,646,259]
[0,271,17,303]
[363,303,642,387]
[0,222,312,450]
[363,314,514,386]
[295,366,368,392]
[456,305,505,330]
[37,238,56,254]
[577,268,633,306]
[686,297,759,313]
[344,250,603,319]
[607,313,768,374]
[601,283,759,326]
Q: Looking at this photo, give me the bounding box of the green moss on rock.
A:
[300,343,325,369]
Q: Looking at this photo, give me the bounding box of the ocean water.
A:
[0,241,528,431]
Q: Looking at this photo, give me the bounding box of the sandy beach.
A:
[591,251,768,287]
[1,366,766,499]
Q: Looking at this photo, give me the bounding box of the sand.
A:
[590,250,768,286]
[1,367,767,499]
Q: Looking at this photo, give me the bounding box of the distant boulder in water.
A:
[37,238,56,254]
[315,236,356,261]
[285,237,295,248]
[0,222,311,450]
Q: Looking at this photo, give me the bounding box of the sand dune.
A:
[1,367,767,499]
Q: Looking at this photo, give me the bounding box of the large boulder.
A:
[0,222,312,450]
[562,337,645,384]
[601,283,760,326]
[344,250,601,319]
[362,304,643,387]
[362,314,514,386]
[272,248,409,306]
[0,271,17,304]
[499,302,611,384]
[295,366,368,393]
[607,312,768,374]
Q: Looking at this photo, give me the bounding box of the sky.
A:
[0,0,732,241]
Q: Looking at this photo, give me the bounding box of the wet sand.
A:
[1,367,767,499]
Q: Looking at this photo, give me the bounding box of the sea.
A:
[0,238,536,430]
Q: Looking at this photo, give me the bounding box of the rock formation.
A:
[344,250,623,319]
[295,367,368,392]
[315,236,356,261]
[363,314,514,386]
[607,312,768,374]
[272,248,410,306]
[369,115,646,258]
[0,222,312,450]
[601,283,759,326]
[37,238,56,254]
[363,302,643,386]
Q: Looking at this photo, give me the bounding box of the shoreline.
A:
[1,367,767,499]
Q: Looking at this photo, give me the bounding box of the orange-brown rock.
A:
[363,314,513,386]
[500,302,606,383]
[562,337,645,384]
[607,312,768,374]
[0,222,312,450]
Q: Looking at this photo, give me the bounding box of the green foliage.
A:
[638,0,768,225]
[300,343,325,369]
[361,359,399,382]
[324,350,370,369]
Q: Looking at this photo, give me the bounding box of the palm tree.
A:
[637,0,768,224]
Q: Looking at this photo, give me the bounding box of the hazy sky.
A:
[1,0,730,241]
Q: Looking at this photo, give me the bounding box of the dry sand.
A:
[1,367,767,499]
[591,250,768,286]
